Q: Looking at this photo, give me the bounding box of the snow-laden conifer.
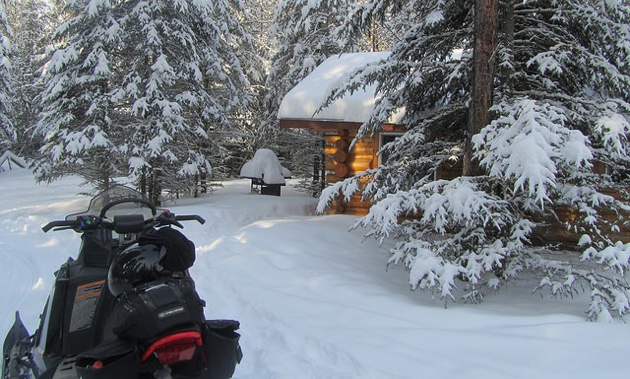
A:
[0,2,14,151]
[203,0,272,178]
[263,0,354,195]
[5,0,53,156]
[318,0,630,320]
[35,0,124,189]
[118,0,251,203]
[34,0,254,200]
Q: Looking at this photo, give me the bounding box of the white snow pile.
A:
[239,148,291,185]
[1,168,630,378]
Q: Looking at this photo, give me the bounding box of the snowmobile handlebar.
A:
[150,211,206,230]
[42,211,205,233]
[41,219,82,233]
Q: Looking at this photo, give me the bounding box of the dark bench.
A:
[247,177,286,196]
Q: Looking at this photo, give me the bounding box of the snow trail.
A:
[3,169,630,378]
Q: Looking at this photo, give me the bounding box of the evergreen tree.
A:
[202,0,270,179]
[118,0,252,203]
[0,1,14,151]
[33,0,254,200]
[6,0,55,157]
[265,0,356,130]
[318,0,630,320]
[264,0,354,193]
[35,0,126,189]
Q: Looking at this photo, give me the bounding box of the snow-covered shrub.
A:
[319,171,533,303]
[367,177,530,300]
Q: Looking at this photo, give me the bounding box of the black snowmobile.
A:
[2,185,242,379]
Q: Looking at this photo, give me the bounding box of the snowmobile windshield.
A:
[66,186,157,221]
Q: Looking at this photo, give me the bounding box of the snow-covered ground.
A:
[1,167,629,378]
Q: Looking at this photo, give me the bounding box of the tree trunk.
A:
[463,0,500,176]
[502,0,515,96]
[148,166,162,206]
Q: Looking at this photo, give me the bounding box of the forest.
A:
[1,0,630,320]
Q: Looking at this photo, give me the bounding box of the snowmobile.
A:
[2,185,242,379]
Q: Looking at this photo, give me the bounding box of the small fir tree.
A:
[118,0,252,203]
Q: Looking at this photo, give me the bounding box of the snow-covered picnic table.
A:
[239,149,291,196]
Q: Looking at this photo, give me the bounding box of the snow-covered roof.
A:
[278,52,405,125]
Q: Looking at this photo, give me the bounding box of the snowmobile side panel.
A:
[61,273,115,356]
[3,312,29,359]
[40,262,70,357]
[2,312,30,376]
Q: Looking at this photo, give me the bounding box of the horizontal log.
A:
[326,196,370,216]
[326,174,342,183]
[324,147,337,155]
[325,160,337,171]
[335,138,350,150]
[348,160,374,172]
[334,150,349,163]
[335,163,349,178]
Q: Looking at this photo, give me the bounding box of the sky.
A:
[1,166,630,378]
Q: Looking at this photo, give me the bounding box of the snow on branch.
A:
[595,113,630,158]
[349,176,527,302]
[0,150,27,170]
[582,242,630,276]
[473,98,592,207]
[529,249,630,322]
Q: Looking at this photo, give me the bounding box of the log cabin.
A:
[278,52,408,215]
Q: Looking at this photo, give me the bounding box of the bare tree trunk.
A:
[463,0,500,176]
[148,166,162,206]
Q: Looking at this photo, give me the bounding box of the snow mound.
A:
[239,149,291,185]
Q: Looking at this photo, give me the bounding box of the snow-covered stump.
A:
[240,149,291,196]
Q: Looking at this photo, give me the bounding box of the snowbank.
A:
[2,169,630,379]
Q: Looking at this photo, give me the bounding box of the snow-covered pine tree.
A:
[6,0,55,157]
[35,0,126,189]
[318,0,630,320]
[265,0,353,130]
[119,0,251,203]
[483,0,630,321]
[0,1,14,151]
[201,0,270,179]
[264,0,354,194]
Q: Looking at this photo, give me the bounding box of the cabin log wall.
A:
[323,129,376,215]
